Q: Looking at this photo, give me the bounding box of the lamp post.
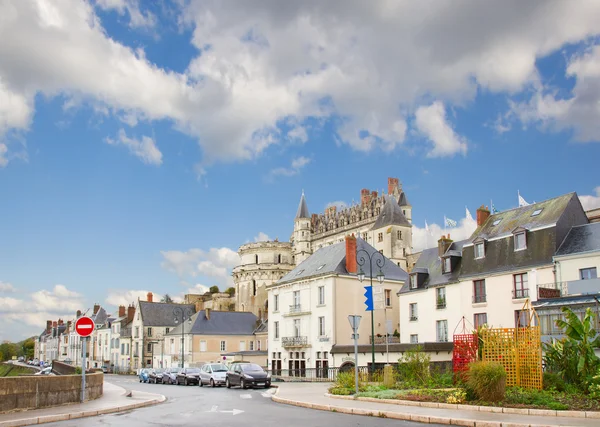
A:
[173,307,193,368]
[356,248,385,374]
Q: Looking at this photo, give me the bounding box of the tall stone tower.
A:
[292,191,312,265]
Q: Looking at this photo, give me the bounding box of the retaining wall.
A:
[0,372,103,413]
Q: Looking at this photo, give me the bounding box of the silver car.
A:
[199,363,229,387]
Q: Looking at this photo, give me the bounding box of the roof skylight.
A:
[531,209,543,217]
[295,269,304,276]
[492,219,502,226]
[316,264,326,270]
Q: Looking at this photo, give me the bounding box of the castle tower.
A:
[388,177,412,223]
[370,194,413,270]
[293,191,312,265]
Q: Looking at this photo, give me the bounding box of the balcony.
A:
[536,279,600,299]
[281,336,310,348]
[512,288,529,299]
[370,336,401,344]
[283,304,311,317]
[472,294,487,304]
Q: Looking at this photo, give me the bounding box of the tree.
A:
[209,286,219,293]
[161,294,174,303]
[225,287,235,296]
[0,342,18,361]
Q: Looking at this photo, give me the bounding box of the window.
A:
[249,341,254,351]
[220,341,226,352]
[293,290,300,307]
[474,242,485,259]
[514,231,527,251]
[255,254,258,264]
[515,310,530,328]
[318,316,325,336]
[252,279,257,296]
[293,319,301,337]
[473,280,486,303]
[513,273,528,299]
[397,230,402,239]
[239,341,246,351]
[274,321,279,339]
[274,294,279,312]
[378,232,383,242]
[436,320,448,342]
[580,267,598,280]
[257,340,261,351]
[410,334,418,344]
[492,219,502,226]
[147,343,152,352]
[200,340,206,352]
[410,274,417,289]
[135,326,139,338]
[474,313,488,329]
[385,289,392,307]
[531,209,543,217]
[318,286,325,305]
[147,327,152,337]
[403,248,406,257]
[443,257,451,273]
[165,328,169,334]
[436,287,446,309]
[409,303,418,321]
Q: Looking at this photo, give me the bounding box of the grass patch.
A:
[0,363,36,377]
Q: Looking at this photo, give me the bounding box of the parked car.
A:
[101,365,109,373]
[139,368,150,383]
[35,366,54,376]
[176,367,201,385]
[162,367,181,384]
[148,368,165,384]
[18,356,24,362]
[226,363,271,389]
[199,363,228,387]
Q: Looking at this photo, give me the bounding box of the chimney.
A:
[205,308,211,320]
[58,319,63,326]
[118,305,126,317]
[388,177,399,195]
[195,300,204,312]
[371,190,378,201]
[147,292,153,302]
[46,320,52,333]
[438,234,453,257]
[52,321,57,328]
[345,234,357,274]
[476,205,491,227]
[127,304,135,323]
[360,189,371,206]
[76,310,81,318]
[93,304,100,315]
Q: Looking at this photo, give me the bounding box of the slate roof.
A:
[532,293,600,309]
[469,193,575,242]
[295,191,310,219]
[371,195,412,230]
[398,191,410,207]
[139,301,196,327]
[253,320,268,334]
[90,307,108,326]
[166,310,258,336]
[277,237,408,285]
[398,240,468,294]
[555,222,600,257]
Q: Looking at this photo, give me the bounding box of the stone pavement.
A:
[0,381,165,427]
[272,382,600,427]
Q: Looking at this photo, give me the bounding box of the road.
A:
[43,375,440,427]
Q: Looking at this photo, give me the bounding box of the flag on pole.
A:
[425,220,430,234]
[445,216,457,227]
[465,206,473,221]
[518,191,530,207]
[491,200,498,214]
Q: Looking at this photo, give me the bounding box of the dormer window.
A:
[474,242,485,259]
[442,257,452,273]
[410,274,417,289]
[514,231,527,251]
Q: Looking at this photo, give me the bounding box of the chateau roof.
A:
[371,195,411,230]
[398,191,410,207]
[277,237,408,284]
[555,222,600,257]
[295,191,310,219]
[139,301,196,327]
[166,310,258,336]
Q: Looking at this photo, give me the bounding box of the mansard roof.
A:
[139,301,196,327]
[371,195,411,230]
[295,191,310,219]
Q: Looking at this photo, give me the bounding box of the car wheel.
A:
[199,378,203,387]
[226,378,231,389]
[265,382,271,389]
[240,379,246,389]
[210,379,215,388]
[184,378,188,386]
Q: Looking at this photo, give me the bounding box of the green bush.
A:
[75,367,82,374]
[334,370,366,392]
[504,387,568,410]
[543,372,566,392]
[466,361,506,402]
[397,345,430,385]
[329,387,353,395]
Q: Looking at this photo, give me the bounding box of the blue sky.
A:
[1,0,600,341]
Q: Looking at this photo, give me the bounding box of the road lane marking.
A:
[240,394,252,399]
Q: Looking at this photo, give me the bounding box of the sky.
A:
[1,0,600,342]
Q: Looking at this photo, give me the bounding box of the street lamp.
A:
[173,307,193,368]
[356,248,385,374]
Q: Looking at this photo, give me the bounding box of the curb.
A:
[325,393,600,420]
[0,395,167,427]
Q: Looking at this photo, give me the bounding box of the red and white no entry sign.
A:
[75,316,95,337]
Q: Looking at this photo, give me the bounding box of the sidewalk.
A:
[272,383,600,427]
[0,382,165,427]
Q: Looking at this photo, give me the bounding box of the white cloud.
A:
[160,247,239,286]
[412,216,477,252]
[254,231,271,242]
[414,102,468,157]
[105,289,150,307]
[268,156,311,179]
[580,187,600,210]
[95,0,156,28]
[0,143,8,168]
[0,281,14,292]
[187,283,211,295]
[105,129,162,165]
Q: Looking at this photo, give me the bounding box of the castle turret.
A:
[293,191,312,265]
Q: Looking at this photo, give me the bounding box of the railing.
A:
[370,336,400,344]
[267,366,373,382]
[472,294,486,303]
[537,282,565,299]
[289,304,302,313]
[281,336,309,347]
[512,288,529,299]
[436,298,446,309]
[409,315,418,321]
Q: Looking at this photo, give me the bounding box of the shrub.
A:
[446,388,467,404]
[329,387,353,395]
[75,367,82,374]
[467,361,506,402]
[543,372,566,392]
[397,345,430,385]
[334,370,366,392]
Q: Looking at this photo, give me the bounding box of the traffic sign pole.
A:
[75,316,95,403]
[81,336,86,403]
[347,315,362,395]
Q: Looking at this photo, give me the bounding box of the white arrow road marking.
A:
[240,394,252,399]
[207,405,218,413]
[261,392,272,398]
[220,409,244,416]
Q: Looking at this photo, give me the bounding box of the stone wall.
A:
[0,372,103,413]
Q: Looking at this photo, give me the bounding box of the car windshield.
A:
[209,364,228,372]
[154,368,164,373]
[241,364,263,372]
[187,368,201,373]
[169,368,180,373]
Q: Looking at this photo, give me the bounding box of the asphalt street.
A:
[41,374,442,427]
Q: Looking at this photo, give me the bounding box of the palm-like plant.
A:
[161,294,174,303]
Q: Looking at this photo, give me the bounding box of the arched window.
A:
[252,279,257,296]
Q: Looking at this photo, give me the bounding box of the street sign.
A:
[75,316,95,337]
[348,315,362,331]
